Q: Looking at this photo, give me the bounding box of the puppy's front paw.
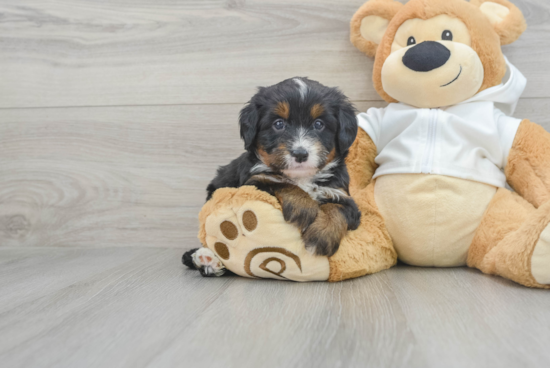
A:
[188,248,227,277]
[282,199,318,232]
[301,204,349,257]
[302,227,341,257]
[335,198,362,231]
[348,208,362,231]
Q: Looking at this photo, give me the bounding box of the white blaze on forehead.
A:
[293,78,309,101]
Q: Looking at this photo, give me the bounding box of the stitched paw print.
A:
[203,199,330,282]
[214,210,257,261]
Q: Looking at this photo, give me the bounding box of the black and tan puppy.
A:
[184,78,361,275]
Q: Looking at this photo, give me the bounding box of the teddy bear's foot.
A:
[531,225,550,285]
[200,187,330,282]
[469,188,550,288]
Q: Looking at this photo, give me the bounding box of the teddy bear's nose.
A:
[402,41,451,72]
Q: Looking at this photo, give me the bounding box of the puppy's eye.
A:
[273,120,285,131]
[407,36,416,46]
[442,30,453,41]
[313,120,325,131]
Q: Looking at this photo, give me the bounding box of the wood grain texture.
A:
[0,104,242,248]
[0,0,549,108]
[2,98,550,248]
[0,247,549,368]
[387,267,550,368]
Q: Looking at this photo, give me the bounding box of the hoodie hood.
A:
[461,57,527,116]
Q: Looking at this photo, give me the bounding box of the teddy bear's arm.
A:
[345,128,378,195]
[506,119,550,208]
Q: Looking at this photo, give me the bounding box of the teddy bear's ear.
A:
[471,0,527,45]
[350,0,403,57]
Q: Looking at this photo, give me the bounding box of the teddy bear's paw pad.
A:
[220,221,239,240]
[242,210,258,231]
[207,211,258,263]
[531,224,550,284]
[214,242,230,260]
[204,200,330,282]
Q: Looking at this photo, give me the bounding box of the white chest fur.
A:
[251,160,347,202]
[292,177,347,202]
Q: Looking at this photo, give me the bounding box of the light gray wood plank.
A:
[148,272,425,368]
[1,247,549,368]
[0,104,243,248]
[0,247,164,314]
[0,0,548,108]
[1,98,549,248]
[387,267,550,368]
[0,247,236,368]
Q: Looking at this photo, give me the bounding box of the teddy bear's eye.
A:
[442,30,453,41]
[407,36,416,46]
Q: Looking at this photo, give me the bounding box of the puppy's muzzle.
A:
[290,148,309,163]
[403,41,451,72]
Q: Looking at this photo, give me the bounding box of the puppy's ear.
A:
[239,100,261,151]
[350,0,403,57]
[337,100,358,154]
[471,0,526,45]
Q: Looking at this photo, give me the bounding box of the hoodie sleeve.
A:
[357,107,385,151]
[494,108,521,169]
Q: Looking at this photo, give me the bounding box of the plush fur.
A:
[350,0,404,57]
[345,128,378,194]
[468,188,550,289]
[198,186,282,247]
[471,0,527,45]
[327,181,396,282]
[506,120,550,208]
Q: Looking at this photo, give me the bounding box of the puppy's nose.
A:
[290,148,309,163]
[402,41,451,72]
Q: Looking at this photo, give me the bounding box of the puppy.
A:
[184,77,361,275]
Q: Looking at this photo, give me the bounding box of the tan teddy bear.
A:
[198,0,550,289]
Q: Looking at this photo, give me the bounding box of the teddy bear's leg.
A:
[198,183,396,282]
[198,186,332,282]
[323,129,397,282]
[506,119,550,208]
[468,188,550,288]
[327,181,397,282]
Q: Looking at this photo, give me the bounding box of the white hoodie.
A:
[357,58,527,188]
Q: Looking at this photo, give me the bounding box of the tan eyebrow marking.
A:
[325,148,336,164]
[274,101,290,119]
[310,103,324,119]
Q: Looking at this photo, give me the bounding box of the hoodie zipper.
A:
[421,109,438,174]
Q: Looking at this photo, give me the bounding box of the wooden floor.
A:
[1,0,550,367]
[1,248,550,368]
